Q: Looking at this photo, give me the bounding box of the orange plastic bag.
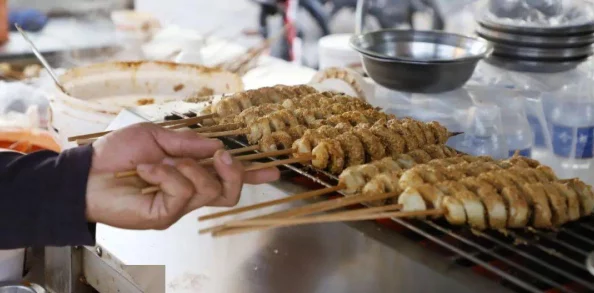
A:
[0,128,61,154]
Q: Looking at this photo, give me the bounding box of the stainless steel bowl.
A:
[350,29,492,63]
[358,53,482,93]
[0,282,44,293]
[492,43,594,60]
[350,30,491,93]
[477,25,594,48]
[485,55,588,73]
[478,18,594,37]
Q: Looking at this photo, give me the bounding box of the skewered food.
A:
[205,84,318,119]
[214,94,375,127]
[338,144,458,194]
[291,118,451,173]
[386,159,593,230]
[241,109,395,144]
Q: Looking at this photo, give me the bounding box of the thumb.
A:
[152,127,223,159]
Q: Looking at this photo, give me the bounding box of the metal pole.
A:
[44,247,92,293]
[355,0,367,35]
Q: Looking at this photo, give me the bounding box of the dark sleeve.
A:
[0,145,95,249]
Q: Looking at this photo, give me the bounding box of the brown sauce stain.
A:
[173,84,185,92]
[184,87,215,103]
[137,98,155,106]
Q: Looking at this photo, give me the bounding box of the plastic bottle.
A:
[524,94,553,165]
[550,94,594,170]
[455,104,508,159]
[501,97,533,157]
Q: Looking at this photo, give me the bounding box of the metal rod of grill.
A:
[390,218,542,292]
[426,221,575,292]
[505,230,588,271]
[578,222,594,232]
[559,228,594,246]
[475,231,594,290]
[532,231,589,257]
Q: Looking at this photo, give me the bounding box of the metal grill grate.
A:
[169,111,594,293]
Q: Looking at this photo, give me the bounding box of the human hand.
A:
[85,123,280,230]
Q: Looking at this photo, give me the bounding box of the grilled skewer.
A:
[394,162,593,230]
[210,93,375,129]
[138,123,454,194]
[210,156,594,236]
[198,144,459,222]
[116,118,440,181]
[200,84,318,125]
[203,109,395,142]
[70,84,322,142]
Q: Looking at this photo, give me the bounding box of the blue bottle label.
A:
[552,125,594,159]
[527,114,546,147]
[508,148,532,158]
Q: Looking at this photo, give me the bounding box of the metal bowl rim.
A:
[478,18,594,36]
[491,42,594,53]
[350,29,493,64]
[477,24,594,44]
[356,50,486,65]
[487,54,590,65]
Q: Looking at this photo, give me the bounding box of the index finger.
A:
[206,150,244,207]
[152,127,224,159]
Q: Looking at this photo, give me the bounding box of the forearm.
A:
[0,145,95,249]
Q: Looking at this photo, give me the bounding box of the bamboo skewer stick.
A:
[76,138,97,146]
[114,145,270,179]
[198,191,400,234]
[213,208,443,237]
[201,128,249,138]
[141,154,313,195]
[201,129,464,139]
[67,114,216,142]
[195,123,243,133]
[244,154,313,172]
[193,148,294,167]
[224,203,404,227]
[198,184,346,221]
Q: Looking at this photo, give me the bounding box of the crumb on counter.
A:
[173,84,185,92]
[137,98,155,105]
[184,87,215,103]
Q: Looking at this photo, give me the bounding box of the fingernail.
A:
[162,157,176,166]
[219,150,233,165]
[137,164,153,172]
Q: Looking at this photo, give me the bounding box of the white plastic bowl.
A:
[318,34,361,70]
[46,61,243,147]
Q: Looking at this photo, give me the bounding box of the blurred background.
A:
[3,0,478,68]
